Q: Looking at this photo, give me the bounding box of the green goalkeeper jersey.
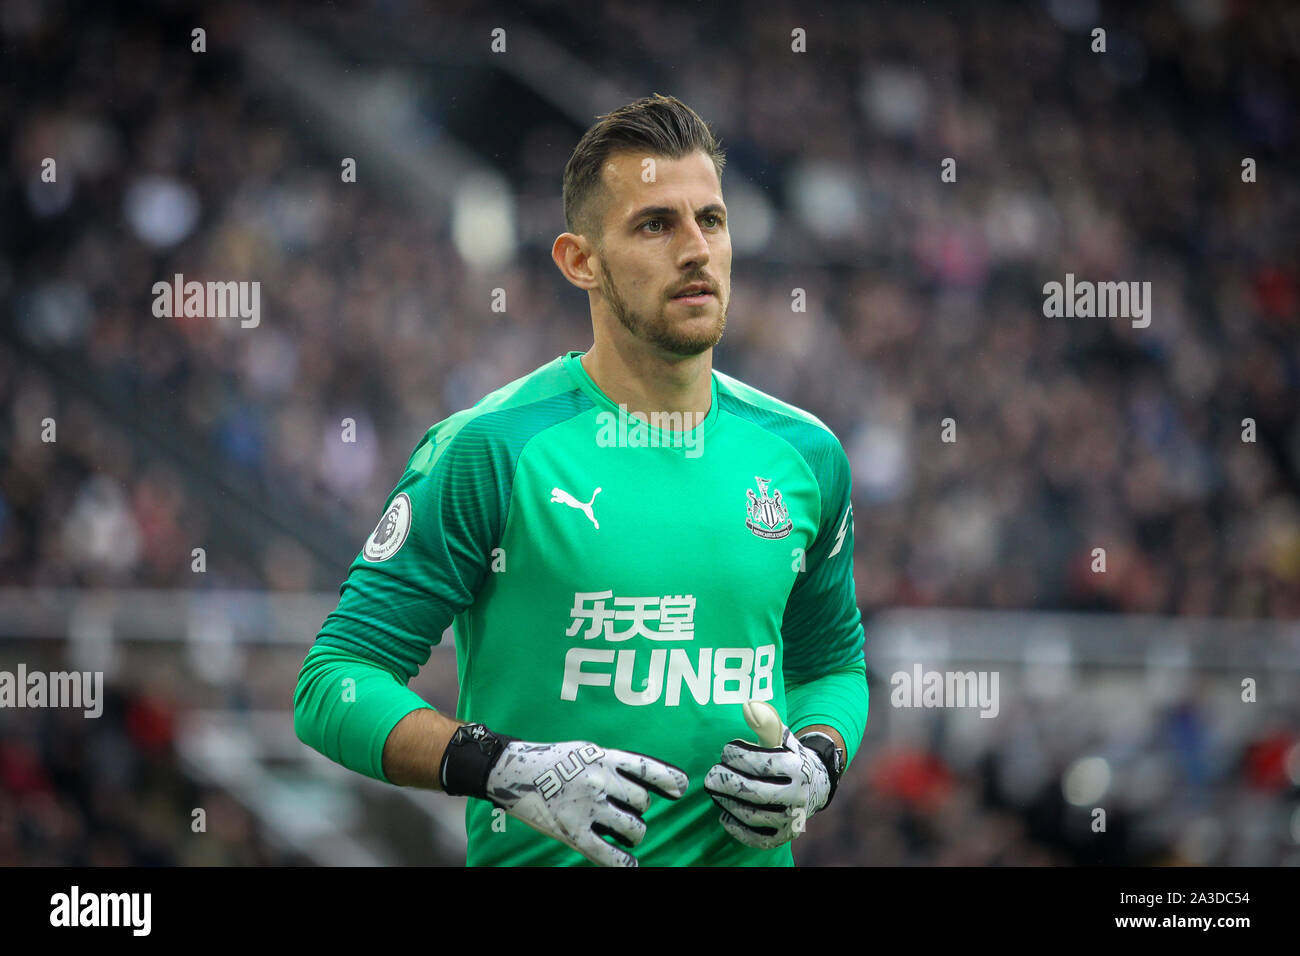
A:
[295,350,868,866]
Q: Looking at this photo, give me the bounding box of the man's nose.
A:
[676,219,711,267]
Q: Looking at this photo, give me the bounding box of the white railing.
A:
[3,589,1296,668]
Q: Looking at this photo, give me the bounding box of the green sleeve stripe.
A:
[717,385,863,683]
[293,645,433,783]
[713,369,832,431]
[311,387,596,676]
[785,658,869,767]
[411,358,581,475]
[715,387,844,543]
[300,365,596,782]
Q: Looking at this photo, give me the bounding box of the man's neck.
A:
[580,342,712,428]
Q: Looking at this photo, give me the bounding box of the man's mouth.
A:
[671,287,714,304]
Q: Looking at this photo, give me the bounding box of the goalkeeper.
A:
[294,94,869,866]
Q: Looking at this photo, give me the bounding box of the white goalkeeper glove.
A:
[703,701,840,850]
[439,723,689,867]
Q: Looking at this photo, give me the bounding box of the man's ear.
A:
[552,232,600,291]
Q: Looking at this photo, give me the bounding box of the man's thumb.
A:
[741,700,784,748]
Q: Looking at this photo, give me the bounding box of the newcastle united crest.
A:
[745,476,793,540]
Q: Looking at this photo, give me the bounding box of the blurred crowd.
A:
[796,680,1300,866]
[2,0,1297,613]
[1,0,1298,865]
[0,674,306,865]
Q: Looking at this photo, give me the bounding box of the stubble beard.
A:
[598,265,726,358]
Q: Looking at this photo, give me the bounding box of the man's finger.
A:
[717,810,784,850]
[607,749,690,799]
[718,740,797,780]
[708,791,789,830]
[742,700,785,747]
[595,800,647,848]
[603,771,651,815]
[577,830,639,868]
[704,762,788,804]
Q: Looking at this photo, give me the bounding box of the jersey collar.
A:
[561,350,721,442]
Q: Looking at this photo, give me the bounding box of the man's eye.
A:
[642,219,663,233]
[704,214,723,227]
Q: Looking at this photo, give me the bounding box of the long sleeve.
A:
[293,645,432,782]
[785,658,869,766]
[293,414,507,780]
[778,430,869,765]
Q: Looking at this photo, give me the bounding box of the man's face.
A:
[589,149,731,358]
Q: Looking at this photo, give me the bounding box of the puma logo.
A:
[551,486,602,529]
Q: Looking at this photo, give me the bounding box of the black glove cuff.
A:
[439,723,517,798]
[797,731,844,809]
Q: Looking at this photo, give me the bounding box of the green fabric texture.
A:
[787,659,869,767]
[293,644,431,783]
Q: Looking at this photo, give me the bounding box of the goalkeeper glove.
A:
[439,722,689,867]
[703,700,842,850]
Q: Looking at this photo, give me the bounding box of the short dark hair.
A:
[562,93,726,246]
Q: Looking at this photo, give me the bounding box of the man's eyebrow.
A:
[628,203,726,222]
